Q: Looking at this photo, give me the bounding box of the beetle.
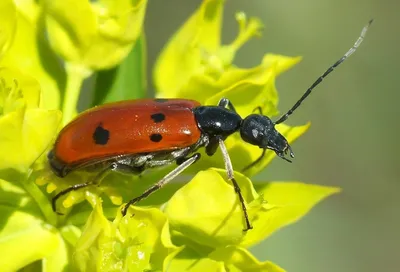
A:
[48,20,372,231]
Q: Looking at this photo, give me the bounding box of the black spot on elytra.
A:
[150,133,163,142]
[151,112,165,123]
[93,124,110,145]
[154,98,169,103]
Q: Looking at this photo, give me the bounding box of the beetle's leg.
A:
[218,137,253,231]
[113,163,145,175]
[220,97,265,116]
[121,153,201,216]
[220,97,265,115]
[242,148,266,172]
[217,97,237,113]
[205,136,219,156]
[252,106,263,115]
[52,162,118,214]
[52,162,141,214]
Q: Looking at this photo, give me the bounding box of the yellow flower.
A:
[0,68,61,173]
[0,0,61,172]
[43,0,148,70]
[0,0,64,110]
[41,0,149,124]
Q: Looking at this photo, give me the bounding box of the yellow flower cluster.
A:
[0,0,340,271]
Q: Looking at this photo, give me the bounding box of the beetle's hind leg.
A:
[51,162,142,214]
[121,153,201,216]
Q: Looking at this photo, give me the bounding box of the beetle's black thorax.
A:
[193,106,242,138]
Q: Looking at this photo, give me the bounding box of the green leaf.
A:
[0,210,63,271]
[209,246,285,272]
[163,246,225,272]
[92,33,147,105]
[240,181,341,247]
[0,178,68,270]
[164,168,259,248]
[0,178,40,215]
[163,167,340,251]
[42,234,70,272]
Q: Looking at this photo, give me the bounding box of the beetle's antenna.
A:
[274,19,373,125]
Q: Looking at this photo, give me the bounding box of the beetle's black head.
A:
[240,114,294,162]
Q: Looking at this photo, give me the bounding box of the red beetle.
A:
[48,21,371,230]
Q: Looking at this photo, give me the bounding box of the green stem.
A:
[61,63,92,124]
[23,173,58,225]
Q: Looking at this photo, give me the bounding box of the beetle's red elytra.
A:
[48,20,372,231]
[50,99,202,174]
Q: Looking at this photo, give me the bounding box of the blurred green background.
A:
[144,1,398,272]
